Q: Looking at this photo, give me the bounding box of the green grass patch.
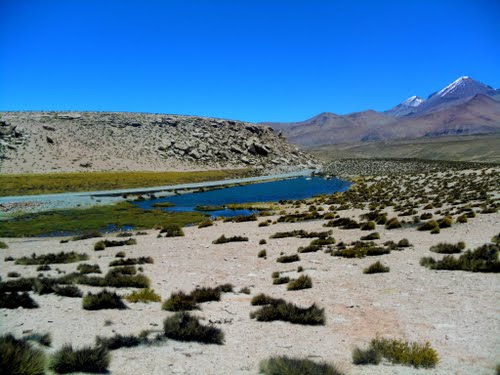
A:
[363,261,390,274]
[15,251,89,265]
[0,291,39,309]
[212,235,249,244]
[421,243,499,272]
[125,288,161,303]
[260,355,345,375]
[430,241,465,254]
[82,289,127,310]
[0,169,250,196]
[250,299,325,325]
[151,201,175,208]
[0,201,205,237]
[0,334,46,375]
[0,240,8,249]
[287,275,312,290]
[369,336,438,368]
[163,312,224,344]
[50,344,110,374]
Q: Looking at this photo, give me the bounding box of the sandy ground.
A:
[1,206,499,375]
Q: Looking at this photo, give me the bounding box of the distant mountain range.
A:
[262,76,500,147]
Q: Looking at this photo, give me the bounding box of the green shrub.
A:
[352,346,382,365]
[273,276,290,285]
[0,277,35,293]
[36,264,51,271]
[212,235,249,244]
[250,293,285,306]
[190,287,221,303]
[324,218,360,229]
[77,263,101,274]
[430,242,465,254]
[23,332,52,347]
[94,241,106,251]
[297,244,321,253]
[198,219,213,228]
[0,241,8,249]
[239,287,251,294]
[287,275,312,290]
[259,221,269,227]
[258,249,267,258]
[50,344,110,374]
[260,355,344,375]
[53,285,82,298]
[116,231,133,237]
[162,291,197,311]
[163,312,224,344]
[32,278,56,295]
[363,261,390,274]
[361,221,376,230]
[397,238,411,248]
[369,336,439,368]
[217,283,233,293]
[250,301,325,325]
[71,231,102,241]
[125,288,161,303]
[270,230,332,239]
[259,239,267,245]
[108,257,153,266]
[456,214,468,223]
[159,224,185,237]
[96,334,143,350]
[115,251,126,258]
[333,241,390,258]
[437,216,453,228]
[4,256,15,261]
[385,217,401,230]
[15,252,89,265]
[0,334,45,375]
[417,220,439,231]
[82,289,127,310]
[0,292,38,309]
[224,213,258,223]
[276,254,300,263]
[421,243,499,272]
[360,232,380,241]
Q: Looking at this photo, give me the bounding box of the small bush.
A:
[360,232,380,241]
[324,218,360,229]
[224,213,257,223]
[385,217,401,230]
[15,252,89,265]
[190,287,221,303]
[23,332,52,347]
[363,261,390,274]
[116,231,133,237]
[217,283,233,293]
[0,277,35,293]
[109,256,154,267]
[163,312,224,344]
[0,291,38,309]
[260,355,344,375]
[0,241,8,249]
[273,276,290,285]
[212,235,249,244]
[8,272,20,278]
[437,216,453,228]
[333,241,390,258]
[369,336,439,368]
[82,289,127,310]
[397,238,410,248]
[258,249,267,258]
[96,334,142,350]
[77,263,101,274]
[287,275,312,290]
[94,241,106,251]
[239,287,251,294]
[4,256,14,261]
[115,251,126,258]
[53,285,82,298]
[198,219,213,228]
[456,214,468,223]
[259,239,267,245]
[250,293,285,306]
[430,242,465,254]
[0,334,45,375]
[352,346,382,365]
[71,231,102,241]
[417,220,439,231]
[259,221,269,227]
[125,288,161,303]
[162,291,197,311]
[251,301,325,325]
[160,224,185,237]
[361,221,376,230]
[36,264,51,271]
[50,344,110,374]
[277,254,300,263]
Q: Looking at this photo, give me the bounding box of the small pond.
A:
[135,176,351,217]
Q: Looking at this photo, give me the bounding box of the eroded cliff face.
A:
[0,112,316,174]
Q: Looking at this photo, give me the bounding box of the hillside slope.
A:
[0,111,315,174]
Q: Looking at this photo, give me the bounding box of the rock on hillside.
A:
[0,112,316,174]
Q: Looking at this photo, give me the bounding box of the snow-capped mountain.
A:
[385,95,425,117]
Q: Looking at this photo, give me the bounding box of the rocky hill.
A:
[0,111,315,174]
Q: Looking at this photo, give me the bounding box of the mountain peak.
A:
[402,95,425,107]
[431,76,494,100]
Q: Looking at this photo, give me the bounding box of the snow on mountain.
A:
[430,76,495,100]
[401,95,425,107]
[385,95,425,117]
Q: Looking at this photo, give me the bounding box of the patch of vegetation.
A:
[0,169,250,196]
[77,263,101,274]
[397,238,411,248]
[96,334,143,351]
[258,249,267,258]
[333,241,390,258]
[198,219,214,228]
[0,334,46,375]
[430,242,465,254]
[50,344,110,374]
[73,268,150,288]
[260,355,344,375]
[270,230,332,239]
[360,221,376,230]
[195,204,225,211]
[162,291,198,311]
[250,300,325,325]
[360,232,380,241]
[0,241,8,249]
[273,276,290,285]
[163,312,224,345]
[0,291,39,309]
[190,287,221,303]
[159,223,185,237]
[324,217,360,229]
[94,238,137,251]
[151,201,175,208]
[36,264,51,271]
[421,243,499,273]
[363,261,390,274]
[417,220,439,232]
[385,217,402,229]
[23,332,52,347]
[223,213,258,223]
[8,272,20,278]
[82,289,127,310]
[70,231,102,241]
[0,277,35,293]
[0,202,205,237]
[251,293,285,306]
[287,275,312,290]
[108,256,154,266]
[277,211,323,223]
[352,346,382,365]
[125,288,161,303]
[276,254,300,263]
[162,284,232,311]
[260,239,267,245]
[239,287,251,294]
[212,235,249,244]
[53,285,83,298]
[15,251,89,265]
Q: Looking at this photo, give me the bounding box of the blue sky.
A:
[1,0,499,122]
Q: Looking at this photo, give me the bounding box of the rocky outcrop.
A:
[0,111,316,173]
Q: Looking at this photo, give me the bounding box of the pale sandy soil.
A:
[1,207,499,375]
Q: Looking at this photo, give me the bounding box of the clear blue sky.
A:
[1,0,499,122]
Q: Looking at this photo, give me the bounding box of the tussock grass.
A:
[0,240,8,249]
[417,220,439,232]
[223,213,258,223]
[363,261,390,274]
[0,291,39,309]
[272,276,290,285]
[162,284,232,311]
[109,256,154,266]
[82,289,127,310]
[287,275,312,290]
[162,291,198,311]
[96,334,143,350]
[159,224,185,237]
[198,219,214,228]
[77,263,101,274]
[430,242,465,254]
[0,277,35,292]
[163,312,224,344]
[385,217,402,229]
[0,334,46,375]
[324,218,360,229]
[251,293,285,306]
[125,288,161,303]
[260,355,345,375]
[352,347,382,365]
[212,235,249,244]
[258,249,267,258]
[15,251,89,265]
[50,344,110,374]
[251,300,325,325]
[360,232,380,241]
[270,230,332,239]
[276,254,300,263]
[94,238,137,251]
[53,285,83,298]
[421,243,499,272]
[71,231,102,241]
[22,332,52,347]
[333,241,390,258]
